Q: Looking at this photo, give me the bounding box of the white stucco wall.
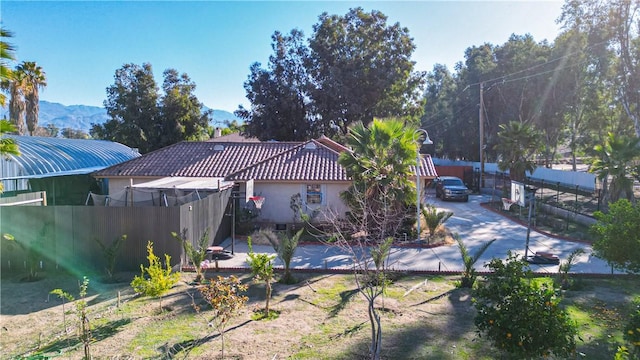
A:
[252,181,350,224]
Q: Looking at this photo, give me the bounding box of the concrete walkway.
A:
[211,194,619,275]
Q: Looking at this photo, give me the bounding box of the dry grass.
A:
[1,269,638,359]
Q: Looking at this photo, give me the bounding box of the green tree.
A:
[157,68,210,147]
[590,133,640,207]
[0,119,20,192]
[131,241,180,311]
[456,236,495,288]
[308,8,424,136]
[236,29,314,141]
[0,27,16,107]
[94,63,159,153]
[420,204,453,243]
[94,63,211,153]
[172,229,210,283]
[60,127,89,139]
[246,236,276,316]
[474,253,578,359]
[494,121,542,182]
[95,234,127,283]
[421,64,457,156]
[339,118,419,237]
[4,67,26,135]
[51,277,92,358]
[17,61,46,136]
[197,275,248,359]
[591,199,640,274]
[258,228,303,284]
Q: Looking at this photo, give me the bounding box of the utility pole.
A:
[479,82,485,188]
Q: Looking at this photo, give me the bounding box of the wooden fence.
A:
[0,189,232,274]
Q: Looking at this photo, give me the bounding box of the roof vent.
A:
[213,144,225,151]
[304,142,317,150]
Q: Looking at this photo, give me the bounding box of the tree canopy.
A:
[420,0,640,172]
[591,199,640,274]
[92,63,211,153]
[237,8,424,141]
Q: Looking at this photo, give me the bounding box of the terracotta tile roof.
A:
[207,132,259,142]
[226,140,349,182]
[92,141,299,178]
[92,139,437,182]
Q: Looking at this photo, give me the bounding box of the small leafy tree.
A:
[49,288,74,334]
[473,252,578,359]
[95,234,127,283]
[131,241,180,311]
[259,228,303,284]
[172,228,210,283]
[246,236,276,316]
[197,275,248,358]
[76,277,91,360]
[421,204,453,243]
[591,199,640,273]
[52,277,92,358]
[456,236,495,288]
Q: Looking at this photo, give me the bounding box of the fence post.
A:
[556,182,561,205]
[575,185,579,215]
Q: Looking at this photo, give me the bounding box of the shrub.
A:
[246,236,276,316]
[95,234,127,283]
[172,229,209,283]
[623,298,640,359]
[131,241,180,311]
[197,275,248,358]
[473,252,577,359]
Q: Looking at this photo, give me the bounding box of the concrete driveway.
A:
[214,194,618,275]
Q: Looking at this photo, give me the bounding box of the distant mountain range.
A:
[0,100,241,134]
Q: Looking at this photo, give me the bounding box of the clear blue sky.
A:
[2,1,564,112]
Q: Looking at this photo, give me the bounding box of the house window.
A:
[305,184,323,204]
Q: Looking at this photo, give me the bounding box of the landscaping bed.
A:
[1,270,638,359]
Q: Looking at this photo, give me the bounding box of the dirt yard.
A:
[1,269,637,359]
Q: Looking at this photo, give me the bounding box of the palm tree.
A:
[17,61,47,136]
[456,236,496,288]
[494,121,542,182]
[3,68,26,135]
[420,204,453,243]
[0,119,20,192]
[339,118,418,236]
[0,27,16,107]
[590,132,640,207]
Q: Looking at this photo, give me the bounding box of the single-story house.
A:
[92,135,438,225]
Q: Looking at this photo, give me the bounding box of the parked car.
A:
[526,252,560,265]
[435,176,470,202]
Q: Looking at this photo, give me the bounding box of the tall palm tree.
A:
[494,121,542,182]
[0,119,20,193]
[590,132,640,207]
[4,69,26,135]
[17,61,47,136]
[0,27,16,107]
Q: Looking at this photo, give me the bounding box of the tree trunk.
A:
[265,280,272,313]
[367,300,382,360]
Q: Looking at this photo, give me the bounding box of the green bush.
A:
[623,298,640,359]
[473,252,577,359]
[131,241,180,311]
